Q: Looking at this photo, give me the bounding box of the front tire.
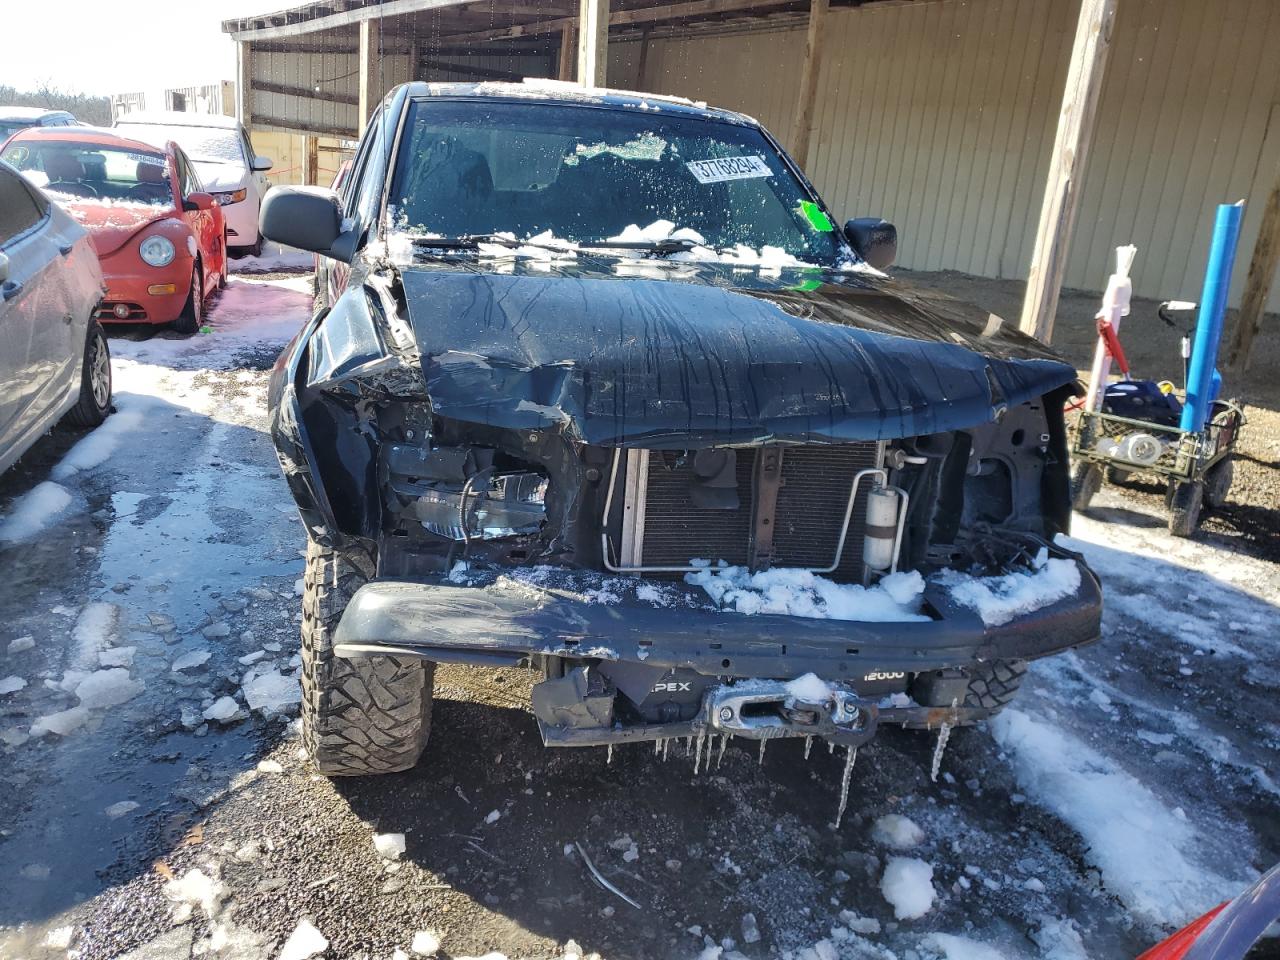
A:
[1168,480,1203,537]
[64,321,112,428]
[172,265,203,335]
[962,659,1027,716]
[301,538,435,776]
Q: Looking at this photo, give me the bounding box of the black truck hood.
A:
[398,259,1075,447]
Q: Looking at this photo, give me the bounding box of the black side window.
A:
[0,166,46,247]
[344,109,383,219]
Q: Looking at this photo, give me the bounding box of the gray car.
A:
[0,107,79,143]
[0,158,111,475]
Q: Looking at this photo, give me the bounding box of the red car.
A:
[1,127,226,334]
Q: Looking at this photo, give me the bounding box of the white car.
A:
[114,111,272,257]
[0,159,111,475]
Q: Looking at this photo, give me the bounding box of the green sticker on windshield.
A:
[786,277,824,292]
[799,200,834,232]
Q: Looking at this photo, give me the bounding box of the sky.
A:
[2,0,271,96]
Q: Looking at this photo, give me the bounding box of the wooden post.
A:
[577,0,609,88]
[558,26,577,82]
[1017,0,1117,343]
[236,40,254,126]
[1227,162,1280,369]
[359,17,382,132]
[789,0,829,170]
[635,30,651,90]
[305,135,319,186]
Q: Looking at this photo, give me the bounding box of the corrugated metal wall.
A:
[626,0,1280,309]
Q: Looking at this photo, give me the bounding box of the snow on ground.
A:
[228,242,314,274]
[0,480,73,542]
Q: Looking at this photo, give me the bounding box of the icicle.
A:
[693,732,705,774]
[685,736,692,757]
[716,733,728,769]
[606,744,613,765]
[758,738,767,766]
[662,737,670,762]
[832,746,858,830]
[828,741,836,755]
[804,736,814,760]
[930,722,952,783]
[654,739,661,756]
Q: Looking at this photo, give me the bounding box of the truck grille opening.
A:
[612,444,881,582]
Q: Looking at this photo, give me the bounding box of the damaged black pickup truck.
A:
[262,80,1101,779]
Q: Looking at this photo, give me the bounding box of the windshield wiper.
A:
[579,238,698,255]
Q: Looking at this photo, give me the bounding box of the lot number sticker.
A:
[686,155,773,184]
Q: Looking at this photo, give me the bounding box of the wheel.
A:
[172,265,203,335]
[1106,466,1132,484]
[1168,480,1203,537]
[64,321,112,428]
[1070,461,1103,512]
[247,236,264,258]
[1203,456,1234,509]
[301,538,435,776]
[961,660,1027,717]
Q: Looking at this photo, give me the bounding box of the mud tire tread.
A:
[962,659,1027,714]
[301,538,434,776]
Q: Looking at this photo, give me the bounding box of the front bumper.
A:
[95,257,193,325]
[222,198,260,251]
[332,547,1101,743]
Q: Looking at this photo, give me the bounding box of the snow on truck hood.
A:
[396,261,1077,447]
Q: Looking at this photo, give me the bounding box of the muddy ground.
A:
[0,268,1276,960]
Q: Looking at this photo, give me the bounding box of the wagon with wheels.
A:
[1070,299,1247,537]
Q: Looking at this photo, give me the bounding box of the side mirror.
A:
[252,155,273,172]
[844,218,897,270]
[260,186,353,262]
[183,192,216,212]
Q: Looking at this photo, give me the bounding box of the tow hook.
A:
[705,682,878,748]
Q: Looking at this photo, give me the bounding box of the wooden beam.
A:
[255,79,359,106]
[578,0,610,87]
[443,0,795,45]
[252,114,357,139]
[358,17,381,132]
[788,0,827,169]
[236,40,254,126]
[1018,0,1117,343]
[305,135,319,185]
[224,0,577,41]
[1227,158,1280,369]
[558,26,577,82]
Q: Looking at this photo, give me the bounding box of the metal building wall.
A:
[631,0,1280,309]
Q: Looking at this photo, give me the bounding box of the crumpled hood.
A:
[397,261,1077,447]
[64,201,178,258]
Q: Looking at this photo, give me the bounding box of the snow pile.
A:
[0,481,73,542]
[922,933,1008,960]
[611,219,810,272]
[278,919,328,960]
[72,602,118,668]
[880,856,936,920]
[785,673,832,702]
[870,814,925,849]
[410,930,442,955]
[374,833,406,860]
[242,669,301,714]
[938,553,1081,626]
[50,405,146,482]
[990,707,1246,925]
[29,706,91,737]
[685,564,930,622]
[163,868,225,923]
[0,676,27,695]
[73,668,144,709]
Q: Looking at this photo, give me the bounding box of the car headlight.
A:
[214,189,247,205]
[139,235,175,268]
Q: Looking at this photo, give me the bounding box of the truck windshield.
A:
[387,99,847,265]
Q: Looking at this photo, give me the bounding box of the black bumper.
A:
[331,555,1102,681]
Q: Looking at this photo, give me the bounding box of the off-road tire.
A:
[1070,461,1102,512]
[172,265,203,335]
[301,538,435,776]
[1168,479,1203,537]
[1203,456,1234,509]
[962,660,1027,715]
[65,322,112,428]
[1105,466,1132,484]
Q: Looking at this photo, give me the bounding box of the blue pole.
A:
[1180,201,1245,433]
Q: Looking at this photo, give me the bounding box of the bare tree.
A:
[0,81,111,126]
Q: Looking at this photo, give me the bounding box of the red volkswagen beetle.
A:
[1,127,226,334]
